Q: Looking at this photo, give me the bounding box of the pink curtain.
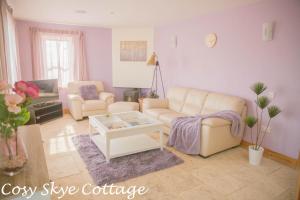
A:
[30,27,88,82]
[6,5,21,82]
[0,0,8,81]
[0,0,21,82]
[30,28,45,80]
[77,32,88,80]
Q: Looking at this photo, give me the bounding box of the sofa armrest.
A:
[142,98,169,110]
[67,94,84,120]
[99,92,115,105]
[202,118,231,127]
[67,94,84,103]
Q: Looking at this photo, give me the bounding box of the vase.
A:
[0,131,28,176]
[248,145,264,166]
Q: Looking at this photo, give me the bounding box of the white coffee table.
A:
[88,111,164,163]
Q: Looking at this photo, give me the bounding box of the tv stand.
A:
[28,101,63,124]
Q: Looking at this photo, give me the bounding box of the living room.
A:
[0,0,299,199]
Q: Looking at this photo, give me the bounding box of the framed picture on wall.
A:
[120,41,147,62]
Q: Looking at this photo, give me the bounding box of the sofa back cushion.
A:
[167,87,189,112]
[201,93,245,115]
[181,89,208,115]
[68,81,104,94]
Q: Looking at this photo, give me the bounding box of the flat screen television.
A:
[28,79,59,104]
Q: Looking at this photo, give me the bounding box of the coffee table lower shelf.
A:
[91,134,162,162]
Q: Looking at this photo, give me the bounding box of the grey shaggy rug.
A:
[72,135,184,186]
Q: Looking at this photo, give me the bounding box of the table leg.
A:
[89,122,92,143]
[106,137,110,163]
[160,129,164,151]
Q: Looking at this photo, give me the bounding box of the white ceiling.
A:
[8,0,262,27]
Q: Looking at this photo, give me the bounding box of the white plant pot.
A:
[248,145,264,166]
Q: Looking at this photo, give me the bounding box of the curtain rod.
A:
[29,27,83,35]
[1,0,13,14]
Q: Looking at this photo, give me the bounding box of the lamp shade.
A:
[147,52,157,65]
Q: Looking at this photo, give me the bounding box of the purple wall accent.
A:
[154,0,300,158]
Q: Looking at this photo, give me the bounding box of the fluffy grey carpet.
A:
[72,135,184,186]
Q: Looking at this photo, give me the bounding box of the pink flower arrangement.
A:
[4,94,24,114]
[0,80,39,173]
[13,81,39,99]
[0,80,39,114]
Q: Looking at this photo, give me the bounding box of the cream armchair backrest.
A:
[67,81,114,120]
[68,81,104,95]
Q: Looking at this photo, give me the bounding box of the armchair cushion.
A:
[82,100,106,111]
[79,85,99,100]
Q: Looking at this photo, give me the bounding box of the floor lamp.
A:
[147,52,166,98]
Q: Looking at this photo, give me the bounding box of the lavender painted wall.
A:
[154,0,300,158]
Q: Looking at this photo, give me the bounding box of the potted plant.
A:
[0,80,39,176]
[245,82,281,166]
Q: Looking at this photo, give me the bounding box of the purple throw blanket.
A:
[167,110,242,155]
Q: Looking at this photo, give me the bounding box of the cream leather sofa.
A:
[143,87,247,157]
[67,81,114,120]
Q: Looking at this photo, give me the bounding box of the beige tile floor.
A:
[41,115,298,200]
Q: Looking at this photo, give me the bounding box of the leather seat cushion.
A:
[82,100,106,111]
[159,114,230,128]
[158,112,188,127]
[144,108,172,118]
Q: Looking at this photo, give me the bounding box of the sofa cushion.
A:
[79,85,99,100]
[82,100,106,111]
[202,118,231,127]
[158,112,188,127]
[144,108,172,119]
[181,89,208,115]
[167,87,189,112]
[201,93,245,115]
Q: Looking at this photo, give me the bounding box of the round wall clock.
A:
[205,33,217,48]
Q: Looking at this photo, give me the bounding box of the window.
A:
[41,35,75,87]
[31,28,88,87]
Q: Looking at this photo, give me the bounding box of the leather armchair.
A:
[67,81,114,120]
